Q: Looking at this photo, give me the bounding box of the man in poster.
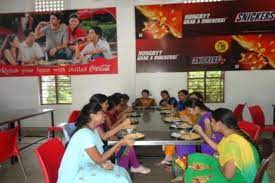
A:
[19,29,44,65]
[35,12,72,61]
[77,26,112,63]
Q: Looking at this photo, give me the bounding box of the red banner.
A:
[0,7,118,76]
[135,0,275,72]
[0,57,117,76]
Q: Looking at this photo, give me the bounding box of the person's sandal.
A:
[171,176,184,183]
[155,160,171,166]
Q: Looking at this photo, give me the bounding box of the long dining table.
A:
[0,108,55,150]
[107,108,202,146]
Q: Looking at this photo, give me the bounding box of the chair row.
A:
[233,104,275,137]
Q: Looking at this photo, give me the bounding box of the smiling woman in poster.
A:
[1,34,21,65]
[67,13,87,54]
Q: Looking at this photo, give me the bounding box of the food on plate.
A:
[163,116,182,122]
[232,34,275,69]
[180,132,200,140]
[123,132,145,140]
[136,5,183,38]
[178,123,192,129]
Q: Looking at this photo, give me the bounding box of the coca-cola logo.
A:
[89,64,111,72]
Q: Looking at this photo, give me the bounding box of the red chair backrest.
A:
[35,138,65,183]
[0,126,19,163]
[248,105,265,127]
[254,153,274,183]
[233,103,246,122]
[238,120,261,142]
[68,110,80,123]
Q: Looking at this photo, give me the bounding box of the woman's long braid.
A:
[212,108,263,161]
[233,125,263,161]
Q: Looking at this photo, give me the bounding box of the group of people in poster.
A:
[0,12,112,66]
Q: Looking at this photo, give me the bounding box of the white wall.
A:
[136,71,275,123]
[0,0,274,127]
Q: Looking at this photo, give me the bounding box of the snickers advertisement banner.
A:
[0,8,117,77]
[135,0,275,72]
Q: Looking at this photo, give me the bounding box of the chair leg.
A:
[47,130,51,139]
[17,155,27,179]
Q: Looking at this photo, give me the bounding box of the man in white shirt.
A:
[80,26,112,62]
[19,29,44,65]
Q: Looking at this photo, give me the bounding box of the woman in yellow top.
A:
[134,89,157,108]
[183,108,269,183]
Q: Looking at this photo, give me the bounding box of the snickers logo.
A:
[235,11,275,22]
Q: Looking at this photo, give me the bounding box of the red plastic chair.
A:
[238,120,261,142]
[233,103,246,122]
[0,126,27,179]
[254,152,274,183]
[248,105,275,134]
[35,138,65,183]
[48,110,80,138]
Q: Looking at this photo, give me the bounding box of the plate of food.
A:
[128,112,141,117]
[160,110,171,115]
[130,117,139,124]
[170,122,192,129]
[179,132,201,140]
[157,106,170,111]
[123,132,145,140]
[178,123,193,129]
[170,132,182,138]
[163,116,182,123]
[133,106,145,110]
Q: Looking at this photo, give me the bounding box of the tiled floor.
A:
[0,137,274,183]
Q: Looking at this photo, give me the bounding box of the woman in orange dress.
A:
[134,89,157,108]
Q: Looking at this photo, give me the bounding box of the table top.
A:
[108,109,202,146]
[0,108,54,125]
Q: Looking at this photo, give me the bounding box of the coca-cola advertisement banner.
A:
[0,8,117,76]
[135,0,275,72]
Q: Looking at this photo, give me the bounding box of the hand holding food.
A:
[122,118,131,128]
[193,125,204,135]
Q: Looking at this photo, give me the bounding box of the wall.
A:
[136,70,275,123]
[0,0,274,127]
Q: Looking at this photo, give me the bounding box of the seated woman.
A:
[187,91,203,101]
[177,90,188,111]
[102,95,151,174]
[159,90,177,108]
[161,92,199,165]
[90,94,132,139]
[183,108,269,183]
[105,96,129,129]
[110,93,132,120]
[57,102,133,183]
[185,98,223,155]
[120,94,131,113]
[134,89,157,108]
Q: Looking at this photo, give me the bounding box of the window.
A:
[40,75,72,105]
[187,71,224,103]
[34,0,65,12]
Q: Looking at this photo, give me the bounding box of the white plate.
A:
[170,124,178,129]
[170,132,182,138]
